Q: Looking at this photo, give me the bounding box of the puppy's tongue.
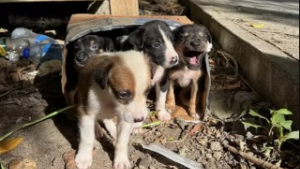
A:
[189,56,199,65]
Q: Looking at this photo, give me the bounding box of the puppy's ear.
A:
[130,27,145,50]
[204,27,213,52]
[104,38,116,52]
[93,61,113,89]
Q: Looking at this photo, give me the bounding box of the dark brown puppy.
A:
[73,35,115,70]
[165,24,212,120]
[65,35,115,106]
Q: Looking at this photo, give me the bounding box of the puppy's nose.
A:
[170,55,178,65]
[134,117,144,123]
[192,39,200,46]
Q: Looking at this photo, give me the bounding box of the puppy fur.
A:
[75,50,151,169]
[119,20,180,122]
[65,35,115,107]
[165,24,212,119]
[73,35,115,69]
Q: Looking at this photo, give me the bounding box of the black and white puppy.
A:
[119,20,179,121]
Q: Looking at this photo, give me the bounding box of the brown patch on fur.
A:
[108,62,135,104]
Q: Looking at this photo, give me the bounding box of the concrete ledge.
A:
[181,0,299,128]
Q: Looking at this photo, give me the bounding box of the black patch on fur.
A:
[73,35,115,67]
[120,20,174,66]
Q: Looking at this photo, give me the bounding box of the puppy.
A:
[73,34,115,70]
[165,24,212,119]
[75,50,151,169]
[119,20,179,121]
[65,35,115,106]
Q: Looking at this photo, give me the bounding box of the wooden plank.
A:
[110,0,139,16]
[68,14,193,25]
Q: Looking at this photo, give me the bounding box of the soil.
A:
[0,1,299,169]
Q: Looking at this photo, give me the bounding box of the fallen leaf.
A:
[222,80,241,90]
[9,159,37,169]
[0,137,23,154]
[250,23,265,28]
[37,60,62,77]
[169,105,198,122]
[189,123,205,135]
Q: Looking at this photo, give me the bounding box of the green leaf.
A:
[274,109,293,115]
[263,146,274,158]
[0,162,5,169]
[281,120,292,131]
[284,131,299,140]
[0,106,74,142]
[276,131,300,149]
[242,122,263,129]
[271,113,286,128]
[142,121,162,128]
[248,109,270,123]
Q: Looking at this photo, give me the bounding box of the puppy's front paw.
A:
[131,122,145,134]
[113,156,131,169]
[189,106,200,119]
[75,152,92,169]
[157,109,171,122]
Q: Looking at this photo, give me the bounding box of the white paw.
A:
[157,109,171,122]
[131,122,145,134]
[113,155,131,169]
[75,152,92,169]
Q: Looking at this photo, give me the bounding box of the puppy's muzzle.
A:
[134,117,144,123]
[169,55,179,65]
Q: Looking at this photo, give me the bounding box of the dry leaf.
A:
[169,105,196,121]
[9,159,37,169]
[10,72,21,83]
[250,23,265,28]
[223,80,241,90]
[0,137,23,154]
[189,123,205,135]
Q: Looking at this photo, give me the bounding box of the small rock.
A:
[206,153,213,160]
[213,152,222,160]
[210,141,223,151]
[138,158,150,169]
[9,159,37,169]
[149,165,155,169]
[198,137,208,146]
[215,130,221,138]
[155,131,161,136]
[233,134,244,140]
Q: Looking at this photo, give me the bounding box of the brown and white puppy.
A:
[165,24,212,119]
[119,20,179,122]
[75,50,151,169]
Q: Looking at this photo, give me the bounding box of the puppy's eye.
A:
[117,91,132,100]
[152,42,161,48]
[89,44,98,51]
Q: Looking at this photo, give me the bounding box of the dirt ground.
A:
[0,1,299,169]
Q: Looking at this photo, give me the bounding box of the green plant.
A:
[242,108,299,150]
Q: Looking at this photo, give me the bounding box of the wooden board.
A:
[110,0,139,16]
[68,14,193,26]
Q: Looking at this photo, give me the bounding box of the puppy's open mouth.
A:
[184,51,203,65]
